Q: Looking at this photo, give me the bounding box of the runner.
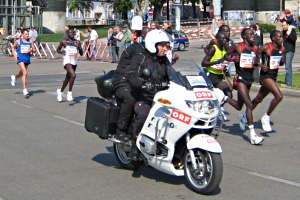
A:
[201,31,236,112]
[252,30,285,132]
[226,28,265,145]
[11,29,35,97]
[56,29,83,102]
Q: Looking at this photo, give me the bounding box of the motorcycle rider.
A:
[113,29,172,159]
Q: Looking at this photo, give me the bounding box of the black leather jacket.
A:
[112,43,171,100]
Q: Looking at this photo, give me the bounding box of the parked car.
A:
[173,31,189,51]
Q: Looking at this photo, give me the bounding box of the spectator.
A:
[29,27,38,43]
[284,9,298,27]
[63,26,69,40]
[109,26,122,63]
[250,24,263,46]
[87,26,98,60]
[74,28,80,41]
[131,11,143,43]
[149,22,158,30]
[121,24,132,48]
[282,19,297,86]
[250,24,263,82]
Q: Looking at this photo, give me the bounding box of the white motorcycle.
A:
[85,62,225,195]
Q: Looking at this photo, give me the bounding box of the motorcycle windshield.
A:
[169,61,213,90]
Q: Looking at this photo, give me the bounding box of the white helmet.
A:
[145,29,170,53]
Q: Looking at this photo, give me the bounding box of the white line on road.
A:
[11,100,32,109]
[248,171,300,188]
[0,71,91,78]
[53,115,84,127]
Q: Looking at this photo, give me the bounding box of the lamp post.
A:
[12,0,16,34]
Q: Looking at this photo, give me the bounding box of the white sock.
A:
[248,125,256,135]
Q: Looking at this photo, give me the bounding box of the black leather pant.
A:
[114,86,136,132]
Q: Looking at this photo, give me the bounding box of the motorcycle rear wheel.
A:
[113,142,141,170]
[184,149,223,195]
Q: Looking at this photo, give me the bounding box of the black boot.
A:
[130,144,139,161]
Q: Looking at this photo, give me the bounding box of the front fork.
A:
[186,133,198,170]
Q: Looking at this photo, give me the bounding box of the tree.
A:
[67,0,93,19]
[113,0,133,20]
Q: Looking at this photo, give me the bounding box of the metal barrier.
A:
[29,41,112,62]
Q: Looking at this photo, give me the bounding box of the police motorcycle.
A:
[85,61,226,195]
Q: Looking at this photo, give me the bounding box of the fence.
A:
[1,40,112,62]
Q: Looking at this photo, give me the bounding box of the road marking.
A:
[53,115,84,127]
[248,171,300,188]
[0,71,91,78]
[11,100,32,108]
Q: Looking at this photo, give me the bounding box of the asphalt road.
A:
[0,43,300,200]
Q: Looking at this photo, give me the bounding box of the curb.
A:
[251,84,300,98]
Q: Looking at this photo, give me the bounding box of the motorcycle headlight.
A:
[186,100,218,115]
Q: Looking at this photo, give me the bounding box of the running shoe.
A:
[10,75,16,87]
[261,114,272,132]
[221,107,227,121]
[66,91,73,102]
[56,89,63,102]
[249,131,264,145]
[238,113,247,131]
[23,88,29,96]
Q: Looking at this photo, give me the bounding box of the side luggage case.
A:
[85,97,119,139]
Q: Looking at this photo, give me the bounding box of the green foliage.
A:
[39,26,109,42]
[67,0,93,17]
[114,0,133,19]
[259,24,276,33]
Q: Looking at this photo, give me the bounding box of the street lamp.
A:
[12,0,16,34]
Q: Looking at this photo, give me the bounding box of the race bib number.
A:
[270,56,281,69]
[240,53,254,69]
[171,109,191,125]
[21,45,31,53]
[195,91,213,99]
[212,64,224,71]
[66,46,78,56]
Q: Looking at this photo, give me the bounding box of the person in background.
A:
[109,26,123,63]
[74,28,81,41]
[87,26,98,60]
[250,24,264,82]
[107,27,113,58]
[282,19,297,87]
[29,27,38,44]
[63,26,69,40]
[121,24,132,48]
[149,22,158,30]
[283,9,298,27]
[131,11,143,43]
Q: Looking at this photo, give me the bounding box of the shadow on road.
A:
[69,96,89,106]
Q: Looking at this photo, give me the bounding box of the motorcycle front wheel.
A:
[184,149,223,195]
[113,143,140,170]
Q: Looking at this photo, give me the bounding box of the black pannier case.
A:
[85,97,119,139]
